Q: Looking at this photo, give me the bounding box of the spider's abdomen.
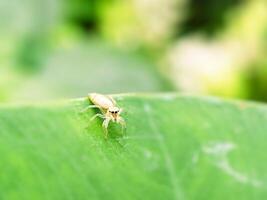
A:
[89,93,115,110]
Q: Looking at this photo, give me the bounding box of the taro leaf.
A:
[0,94,267,200]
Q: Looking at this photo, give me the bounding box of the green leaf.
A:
[0,94,267,200]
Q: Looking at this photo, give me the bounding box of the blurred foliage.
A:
[14,35,50,73]
[66,0,99,32]
[246,60,267,102]
[180,0,242,35]
[0,0,267,102]
[11,38,172,101]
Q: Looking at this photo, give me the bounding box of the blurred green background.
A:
[1,0,267,103]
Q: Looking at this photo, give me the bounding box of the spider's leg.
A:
[80,105,101,113]
[90,113,105,121]
[117,117,126,133]
[102,117,111,138]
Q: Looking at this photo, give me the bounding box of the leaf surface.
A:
[0,94,267,200]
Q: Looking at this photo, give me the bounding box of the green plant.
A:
[0,94,266,199]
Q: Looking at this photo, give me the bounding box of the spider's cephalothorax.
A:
[107,106,121,122]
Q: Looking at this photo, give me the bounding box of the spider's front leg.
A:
[117,117,126,133]
[102,117,111,138]
[90,113,105,121]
